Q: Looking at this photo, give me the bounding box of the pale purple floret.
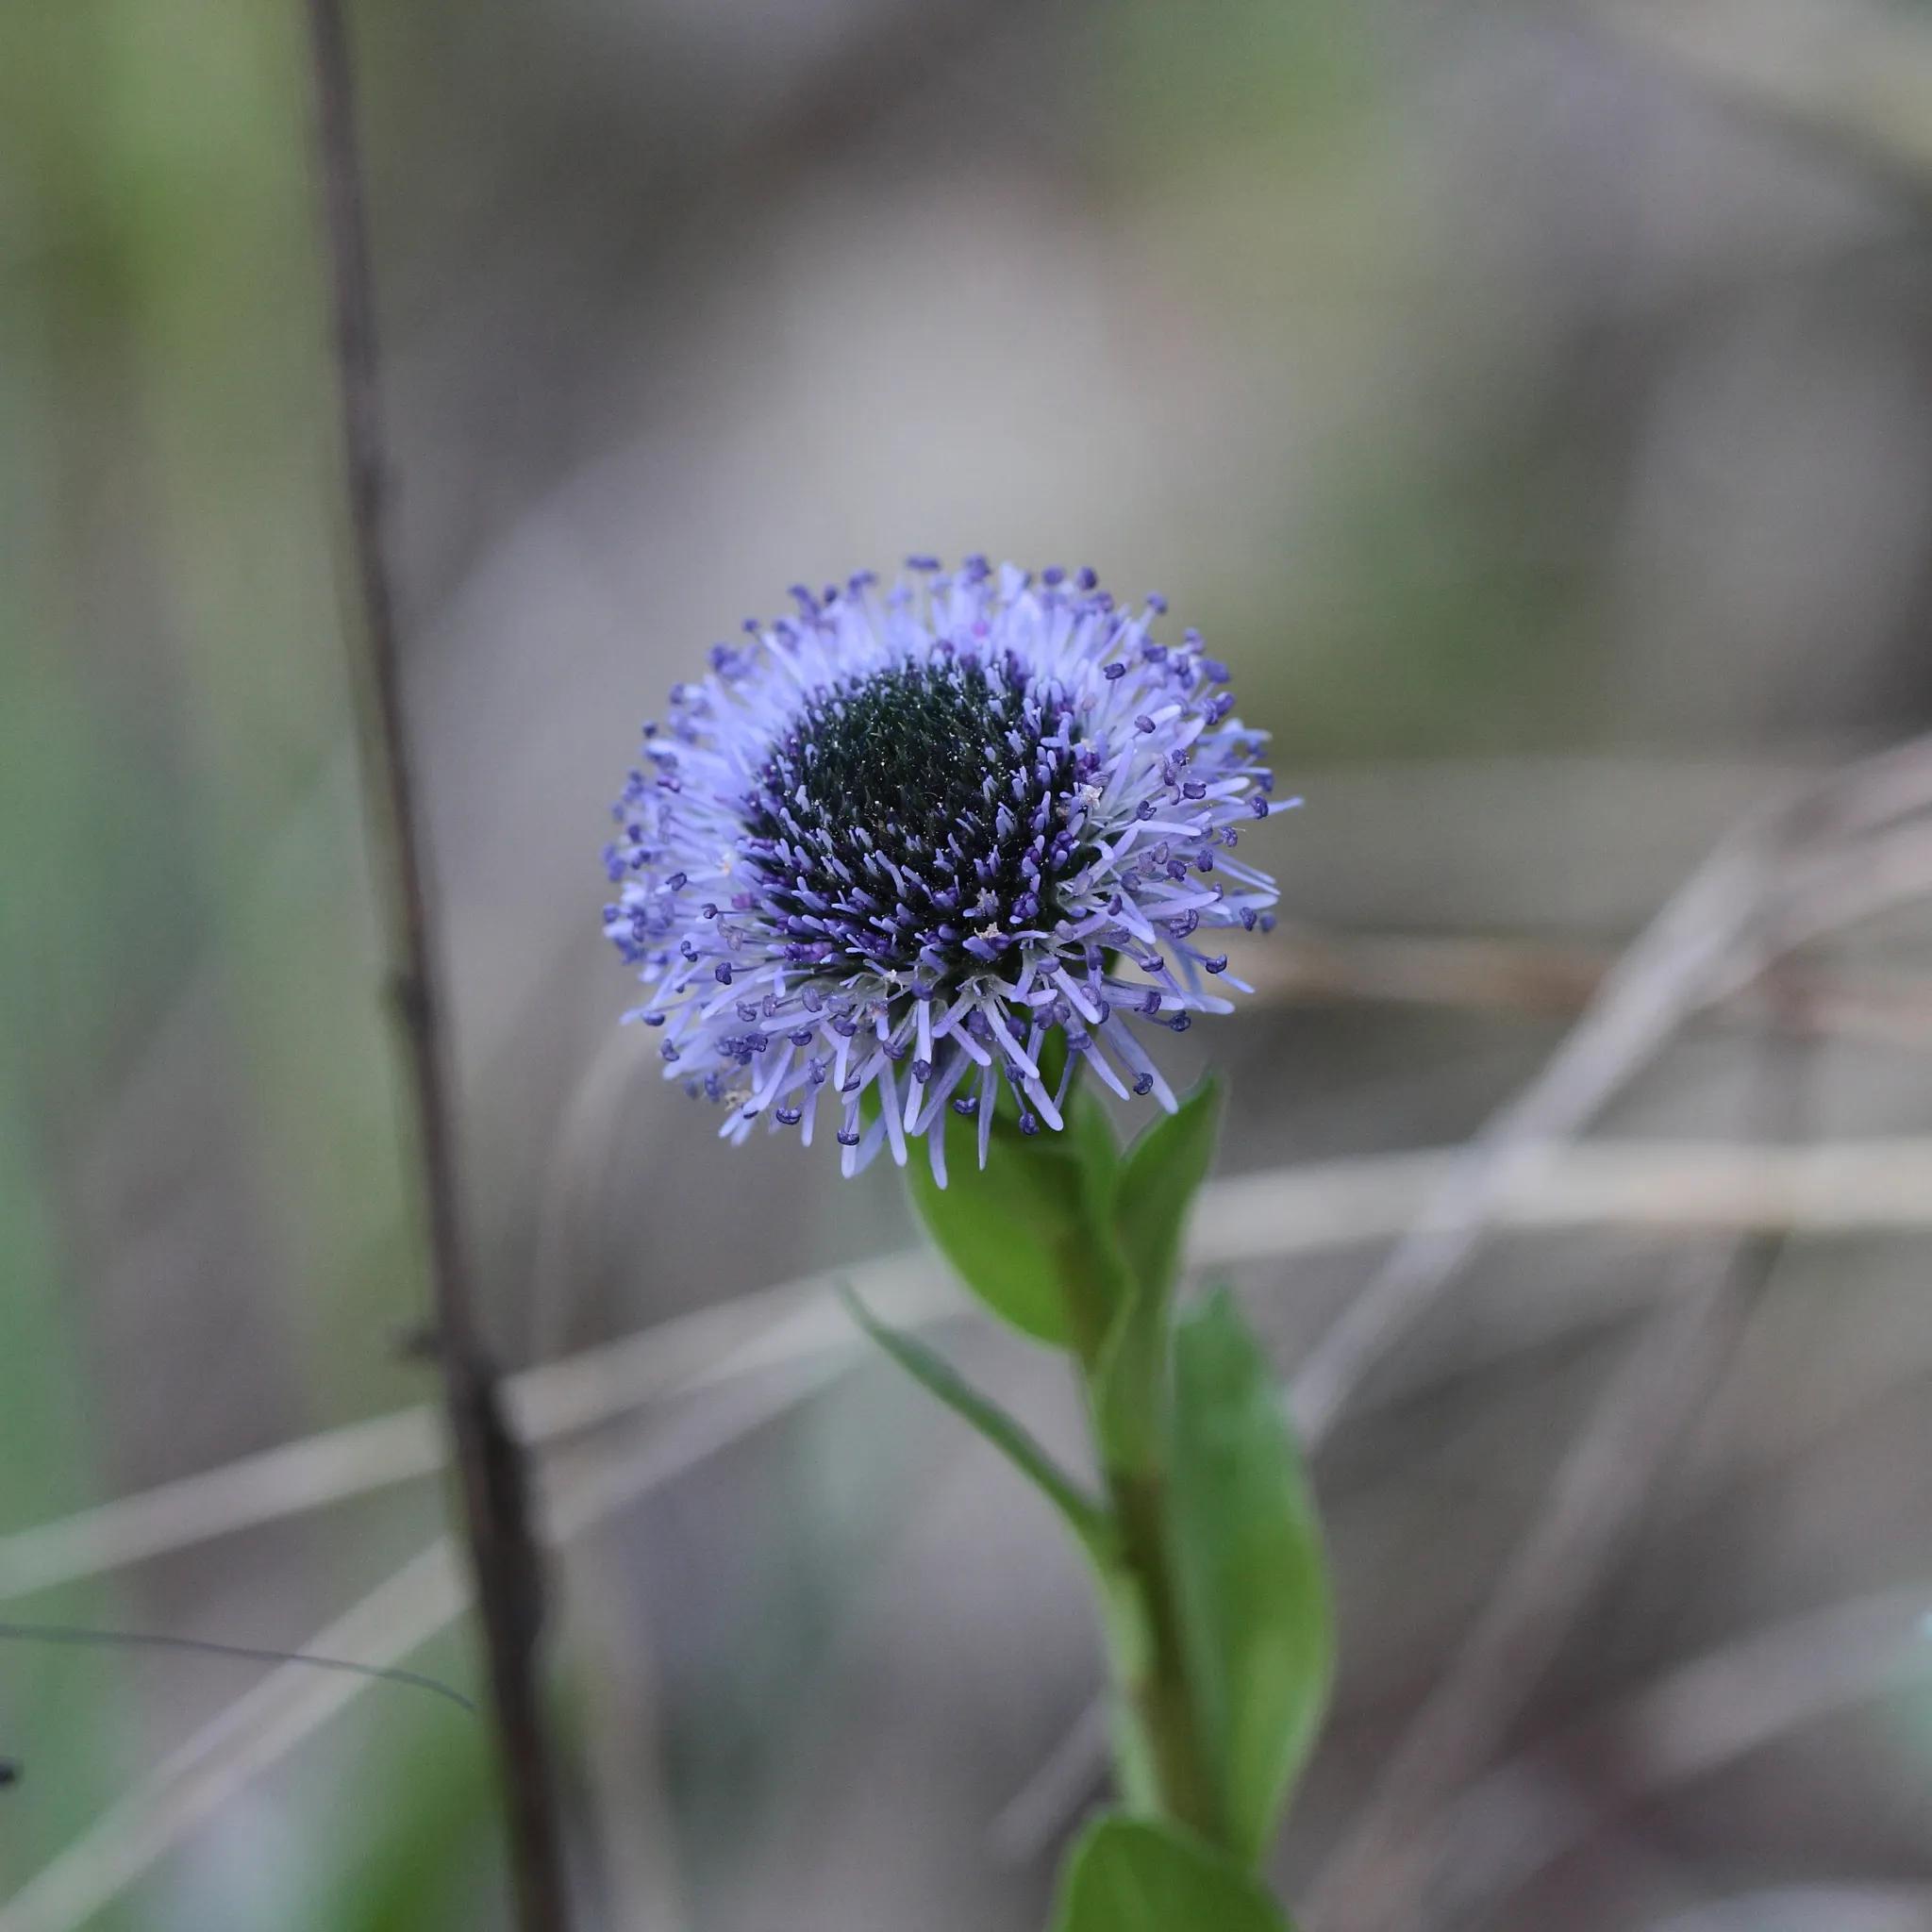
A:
[602,557,1287,1184]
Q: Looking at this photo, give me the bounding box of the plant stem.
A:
[300,6,574,1927]
[1106,1463,1221,1842]
[1056,1229,1220,1843]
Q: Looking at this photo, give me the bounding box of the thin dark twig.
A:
[299,5,574,1927]
[0,1622,475,1714]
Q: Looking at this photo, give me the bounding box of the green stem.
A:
[1056,1238,1219,1841]
[973,1071,1224,1845]
[1106,1463,1220,1841]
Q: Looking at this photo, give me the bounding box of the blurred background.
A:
[7,0,1932,1926]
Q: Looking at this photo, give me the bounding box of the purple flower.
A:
[604,560,1282,1182]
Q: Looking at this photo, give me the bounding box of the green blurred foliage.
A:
[0,0,422,1428]
[1050,1815,1291,1932]
[0,2,476,1922]
[301,1695,503,1932]
[1169,1290,1331,1863]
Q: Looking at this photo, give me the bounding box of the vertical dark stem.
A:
[299,6,574,1927]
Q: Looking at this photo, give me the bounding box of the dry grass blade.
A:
[16,1141,1932,1606]
[0,1541,465,1932]
[0,1343,858,1932]
[0,1253,954,1605]
[1194,1136,1932,1255]
[12,1203,1909,1931]
[1307,973,1821,1929]
[1309,947,1816,1932]
[1287,733,1932,1445]
[1284,825,1772,1445]
[1430,1581,1932,1929]
[1648,1888,1932,1932]
[1299,755,1932,1930]
[1231,925,1932,1052]
[1598,0,1932,193]
[0,1409,440,1605]
[985,1697,1112,1866]
[1303,1236,1775,1932]
[997,733,1932,1863]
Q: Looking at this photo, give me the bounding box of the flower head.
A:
[604,557,1285,1182]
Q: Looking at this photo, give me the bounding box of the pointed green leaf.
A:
[1091,1077,1224,1472]
[1170,1289,1333,1866]
[1115,1074,1222,1301]
[1050,1815,1293,1932]
[905,1090,1126,1355]
[840,1285,1114,1564]
[1088,1279,1163,1475]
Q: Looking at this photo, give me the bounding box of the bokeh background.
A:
[8,1,1932,1927]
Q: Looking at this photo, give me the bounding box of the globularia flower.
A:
[604,558,1287,1182]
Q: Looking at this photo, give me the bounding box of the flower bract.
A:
[604,558,1285,1182]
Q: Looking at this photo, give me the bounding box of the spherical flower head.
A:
[603,557,1285,1183]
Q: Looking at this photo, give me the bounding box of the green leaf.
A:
[1050,1815,1293,1932]
[905,1089,1126,1354]
[839,1285,1114,1565]
[1068,1083,1124,1193]
[1170,1289,1334,1867]
[1091,1077,1224,1471]
[1115,1074,1222,1302]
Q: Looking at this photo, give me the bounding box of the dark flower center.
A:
[743,656,1094,979]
